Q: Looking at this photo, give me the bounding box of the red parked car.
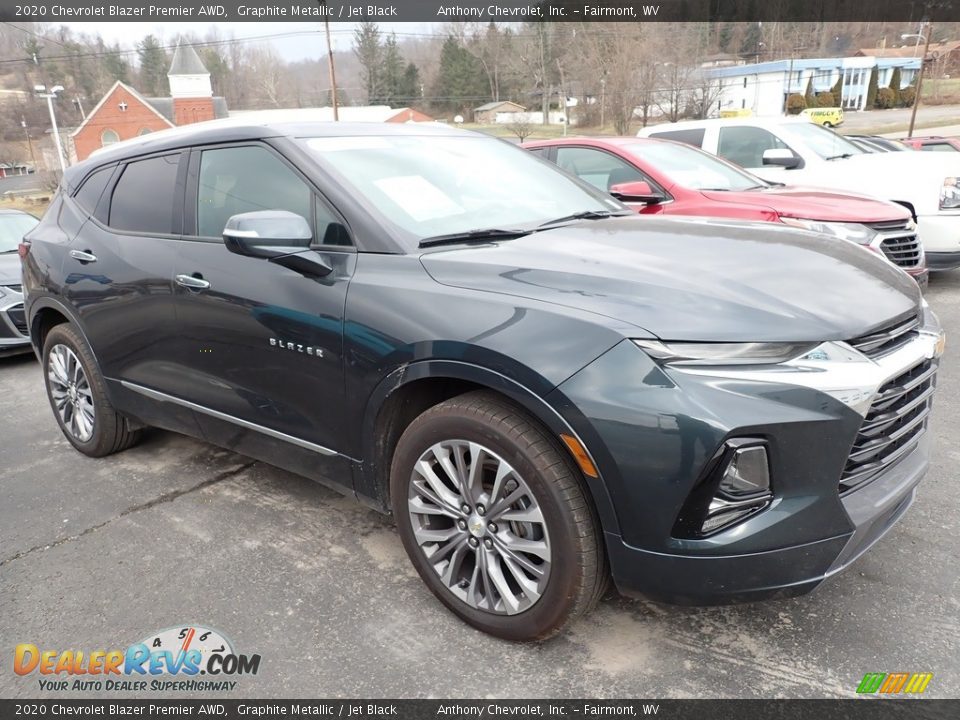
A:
[898,135,960,152]
[523,137,928,287]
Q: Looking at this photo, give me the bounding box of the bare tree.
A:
[506,115,534,142]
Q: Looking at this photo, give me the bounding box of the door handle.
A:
[175,273,211,290]
[69,249,97,263]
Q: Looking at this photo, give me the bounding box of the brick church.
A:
[71,41,228,161]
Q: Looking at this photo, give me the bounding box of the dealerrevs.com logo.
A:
[14,625,261,692]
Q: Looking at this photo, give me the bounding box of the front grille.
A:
[866,220,922,269]
[848,313,920,358]
[5,304,27,336]
[840,359,937,493]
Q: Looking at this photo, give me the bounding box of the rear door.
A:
[63,151,185,394]
[168,142,355,483]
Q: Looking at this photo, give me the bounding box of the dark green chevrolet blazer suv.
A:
[22,121,944,639]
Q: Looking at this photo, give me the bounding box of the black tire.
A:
[42,323,141,457]
[390,391,607,641]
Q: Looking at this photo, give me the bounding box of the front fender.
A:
[356,358,621,535]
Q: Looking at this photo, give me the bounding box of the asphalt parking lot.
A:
[2,274,959,700]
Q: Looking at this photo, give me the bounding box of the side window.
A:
[648,128,706,148]
[554,147,644,191]
[525,147,549,159]
[717,126,791,168]
[109,154,180,234]
[197,146,313,239]
[921,143,958,152]
[315,196,350,246]
[73,166,113,215]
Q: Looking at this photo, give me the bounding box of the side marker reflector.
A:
[559,433,599,478]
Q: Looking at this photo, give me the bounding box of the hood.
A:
[420,215,920,343]
[0,253,21,286]
[800,151,958,213]
[699,185,910,224]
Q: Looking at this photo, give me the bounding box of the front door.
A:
[169,143,356,482]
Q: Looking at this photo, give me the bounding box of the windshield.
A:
[624,141,765,191]
[0,213,38,253]
[298,135,623,246]
[777,122,863,160]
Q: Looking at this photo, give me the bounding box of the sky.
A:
[72,22,437,61]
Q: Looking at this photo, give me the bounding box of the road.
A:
[1,274,959,699]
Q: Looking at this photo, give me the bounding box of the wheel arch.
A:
[357,360,621,535]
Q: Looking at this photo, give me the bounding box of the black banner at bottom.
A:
[1,700,958,720]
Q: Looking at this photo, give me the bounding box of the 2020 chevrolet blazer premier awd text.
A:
[22,122,944,640]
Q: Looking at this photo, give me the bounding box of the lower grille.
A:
[867,220,922,269]
[840,359,937,493]
[6,304,27,336]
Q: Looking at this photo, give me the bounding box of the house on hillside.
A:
[473,101,526,124]
[71,40,229,161]
[857,40,960,77]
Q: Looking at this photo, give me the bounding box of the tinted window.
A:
[110,154,180,234]
[555,146,645,191]
[73,166,113,214]
[197,146,312,239]
[717,126,792,168]
[921,143,958,152]
[648,128,706,148]
[526,147,549,158]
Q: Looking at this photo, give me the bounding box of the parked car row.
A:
[523,136,928,287]
[635,117,960,271]
[16,119,945,641]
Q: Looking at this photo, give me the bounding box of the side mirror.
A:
[761,148,801,169]
[223,210,312,259]
[609,180,665,204]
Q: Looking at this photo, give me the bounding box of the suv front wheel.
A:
[390,391,606,640]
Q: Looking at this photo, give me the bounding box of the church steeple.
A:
[167,38,212,99]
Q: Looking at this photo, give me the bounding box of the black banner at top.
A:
[0,0,958,24]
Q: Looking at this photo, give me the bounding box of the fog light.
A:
[701,444,772,535]
[718,446,770,497]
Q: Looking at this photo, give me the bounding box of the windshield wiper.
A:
[825,153,854,161]
[418,228,530,248]
[0,249,19,254]
[536,209,629,228]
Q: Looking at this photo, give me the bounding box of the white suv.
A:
[638,117,960,270]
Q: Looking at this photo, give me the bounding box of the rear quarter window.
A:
[647,128,706,148]
[109,154,181,234]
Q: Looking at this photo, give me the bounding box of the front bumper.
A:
[606,432,927,604]
[552,318,941,605]
[924,251,960,272]
[916,213,960,268]
[0,289,31,356]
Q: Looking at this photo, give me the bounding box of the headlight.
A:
[779,217,878,245]
[940,177,960,209]
[633,340,818,366]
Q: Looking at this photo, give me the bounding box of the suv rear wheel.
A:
[42,324,141,457]
[390,391,606,640]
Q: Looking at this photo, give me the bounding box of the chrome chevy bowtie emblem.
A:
[269,338,324,358]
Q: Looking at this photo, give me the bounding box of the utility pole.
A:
[907,22,933,139]
[318,0,339,120]
[35,85,66,174]
[21,117,36,169]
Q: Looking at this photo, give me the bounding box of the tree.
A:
[899,85,917,108]
[786,94,806,114]
[380,34,404,105]
[431,36,489,115]
[804,77,816,106]
[507,115,534,141]
[889,67,903,106]
[397,62,421,104]
[876,87,896,109]
[866,66,879,108]
[137,35,167,96]
[816,91,835,107]
[353,21,383,104]
[830,74,843,106]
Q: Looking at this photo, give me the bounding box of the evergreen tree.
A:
[866,67,879,107]
[804,77,816,106]
[432,36,490,115]
[830,74,843,106]
[740,17,762,57]
[397,62,421,104]
[889,67,903,106]
[353,21,383,104]
[137,35,168,96]
[380,34,404,106]
[103,45,130,84]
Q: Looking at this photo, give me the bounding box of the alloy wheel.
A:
[47,344,95,442]
[407,440,551,615]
